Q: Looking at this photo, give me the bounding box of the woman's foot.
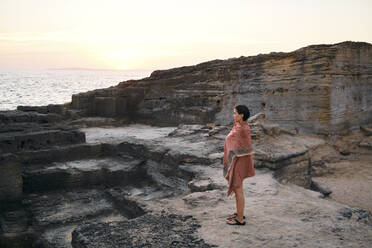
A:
[227,213,246,220]
[226,218,246,225]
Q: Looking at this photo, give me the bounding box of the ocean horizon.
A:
[0,68,152,111]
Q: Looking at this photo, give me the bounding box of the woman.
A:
[223,105,255,225]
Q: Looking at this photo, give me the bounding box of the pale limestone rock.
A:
[261,122,281,137]
[70,42,372,135]
[361,125,372,136]
[188,179,213,192]
[360,136,372,149]
[182,190,225,208]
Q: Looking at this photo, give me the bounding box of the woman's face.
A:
[233,108,243,123]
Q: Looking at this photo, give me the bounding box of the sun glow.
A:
[119,64,127,70]
[96,48,145,70]
[0,0,371,70]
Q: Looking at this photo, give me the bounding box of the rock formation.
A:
[70,41,372,135]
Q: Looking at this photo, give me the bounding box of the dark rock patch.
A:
[71,213,216,248]
[0,153,22,203]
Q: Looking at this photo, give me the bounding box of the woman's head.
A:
[234,105,250,122]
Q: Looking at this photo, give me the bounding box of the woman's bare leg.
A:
[235,186,245,222]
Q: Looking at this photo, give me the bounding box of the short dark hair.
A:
[235,105,250,121]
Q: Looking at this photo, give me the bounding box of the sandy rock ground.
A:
[313,154,372,212]
[145,166,372,248]
[2,123,372,248]
[76,124,372,248]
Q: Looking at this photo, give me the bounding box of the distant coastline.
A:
[45,67,152,72]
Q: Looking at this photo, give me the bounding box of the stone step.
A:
[15,125,219,167]
[21,187,148,248]
[0,110,62,124]
[0,129,85,153]
[22,155,150,193]
[17,143,113,165]
[15,133,168,167]
[82,126,218,165]
[66,117,121,128]
[17,104,66,114]
[0,122,47,133]
[0,208,36,248]
[23,186,155,248]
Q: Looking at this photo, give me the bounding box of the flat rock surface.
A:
[80,124,323,167]
[26,156,144,174]
[254,134,325,163]
[24,189,118,228]
[81,125,176,144]
[153,167,372,248]
[312,154,372,212]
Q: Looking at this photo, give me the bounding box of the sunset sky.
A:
[1,0,371,71]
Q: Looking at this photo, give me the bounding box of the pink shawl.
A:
[223,121,254,194]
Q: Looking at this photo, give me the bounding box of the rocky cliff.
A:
[71,41,372,135]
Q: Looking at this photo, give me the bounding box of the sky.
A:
[0,0,371,71]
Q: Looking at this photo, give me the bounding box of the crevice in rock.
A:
[103,189,146,220]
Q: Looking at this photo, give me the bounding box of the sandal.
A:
[227,213,246,220]
[226,218,246,225]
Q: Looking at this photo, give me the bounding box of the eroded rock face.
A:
[71,41,372,135]
[0,154,22,203]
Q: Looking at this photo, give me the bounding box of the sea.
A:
[0,69,152,111]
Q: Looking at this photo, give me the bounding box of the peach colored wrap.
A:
[223,121,255,196]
